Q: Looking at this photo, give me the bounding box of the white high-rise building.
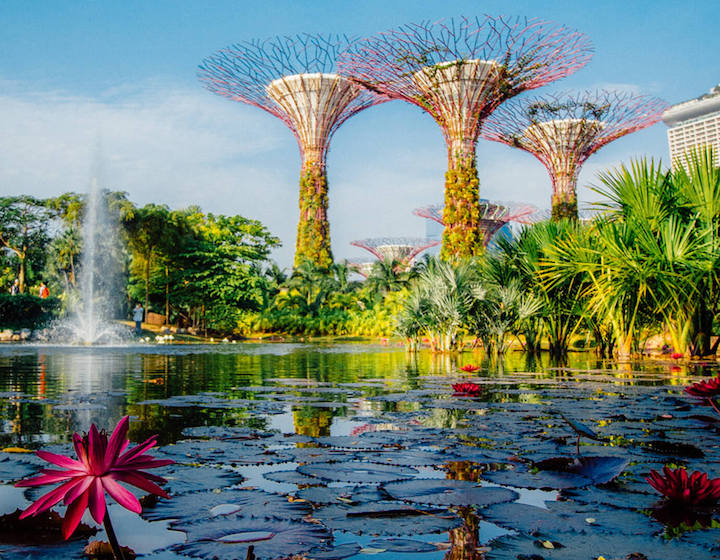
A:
[662,84,720,169]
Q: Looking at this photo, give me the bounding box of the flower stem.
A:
[103,512,125,560]
[708,398,720,418]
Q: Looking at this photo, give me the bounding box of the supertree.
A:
[413,201,537,247]
[339,16,593,259]
[198,34,386,269]
[351,237,440,268]
[482,90,668,220]
[347,260,375,279]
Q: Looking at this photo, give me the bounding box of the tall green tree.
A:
[0,196,55,293]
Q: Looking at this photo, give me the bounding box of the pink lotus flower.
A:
[452,382,482,397]
[459,364,480,373]
[16,416,173,539]
[646,466,720,506]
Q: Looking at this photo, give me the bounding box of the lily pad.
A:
[368,538,437,553]
[173,515,330,560]
[153,464,244,495]
[486,532,718,560]
[296,485,385,505]
[534,456,629,485]
[483,502,659,536]
[305,542,362,559]
[143,488,310,523]
[298,462,418,484]
[263,470,320,486]
[382,479,518,507]
[312,502,462,535]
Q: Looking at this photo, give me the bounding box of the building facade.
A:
[662,84,720,169]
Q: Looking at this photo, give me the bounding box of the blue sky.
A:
[0,0,717,266]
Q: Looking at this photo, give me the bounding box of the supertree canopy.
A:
[351,237,440,267]
[482,90,668,220]
[339,16,593,259]
[199,34,386,269]
[414,201,536,247]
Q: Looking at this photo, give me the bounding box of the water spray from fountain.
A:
[56,175,129,344]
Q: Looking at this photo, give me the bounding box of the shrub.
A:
[0,294,61,329]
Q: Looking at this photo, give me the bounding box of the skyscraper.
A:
[662,84,720,169]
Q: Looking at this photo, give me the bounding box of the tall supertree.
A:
[413,201,536,247]
[199,35,386,269]
[351,237,440,268]
[339,16,593,259]
[482,91,668,220]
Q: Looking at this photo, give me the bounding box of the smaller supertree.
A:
[351,237,440,268]
[414,201,536,247]
[482,91,668,220]
[347,260,375,279]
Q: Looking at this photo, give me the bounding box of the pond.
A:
[0,342,718,559]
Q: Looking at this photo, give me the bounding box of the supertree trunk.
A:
[442,138,483,259]
[550,169,580,221]
[296,150,333,268]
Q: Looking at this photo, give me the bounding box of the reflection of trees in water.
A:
[445,509,484,560]
[444,462,484,560]
[293,405,336,438]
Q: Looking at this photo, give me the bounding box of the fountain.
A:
[53,177,129,344]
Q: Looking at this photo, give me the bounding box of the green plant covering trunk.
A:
[551,174,579,221]
[295,157,333,269]
[441,142,483,260]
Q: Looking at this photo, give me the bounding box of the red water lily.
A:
[685,375,720,416]
[459,364,480,373]
[646,466,720,506]
[685,375,720,399]
[670,352,684,360]
[16,416,173,540]
[452,382,483,397]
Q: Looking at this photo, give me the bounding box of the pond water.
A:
[0,342,718,559]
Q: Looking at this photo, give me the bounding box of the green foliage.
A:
[0,195,56,293]
[0,294,61,329]
[295,162,333,269]
[441,155,483,259]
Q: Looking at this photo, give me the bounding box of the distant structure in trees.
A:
[413,201,536,247]
[662,83,720,170]
[347,260,375,279]
[350,237,440,268]
[340,16,592,258]
[199,34,386,269]
[482,90,668,220]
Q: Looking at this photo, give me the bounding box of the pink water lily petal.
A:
[87,424,104,475]
[19,477,85,518]
[73,433,89,469]
[62,488,89,540]
[88,477,106,524]
[36,450,84,470]
[117,435,159,465]
[103,477,141,513]
[114,470,170,499]
[104,416,129,470]
[16,470,74,488]
[64,475,93,505]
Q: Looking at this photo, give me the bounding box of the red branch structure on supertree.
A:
[198,34,386,269]
[482,90,668,220]
[347,260,375,279]
[413,201,536,247]
[351,237,440,269]
[339,16,593,259]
